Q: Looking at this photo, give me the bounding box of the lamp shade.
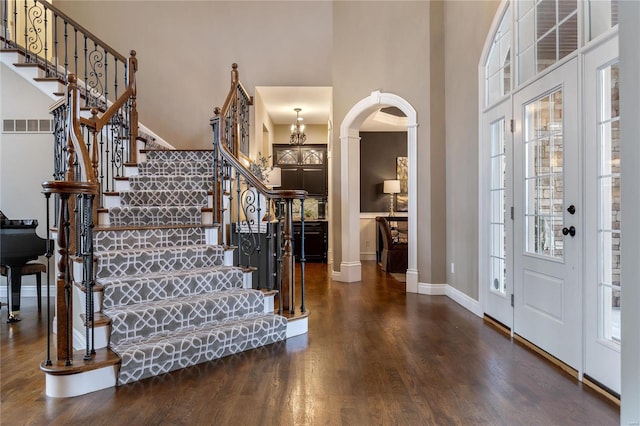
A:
[265,167,281,187]
[383,179,401,194]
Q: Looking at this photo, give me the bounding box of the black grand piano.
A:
[0,210,52,322]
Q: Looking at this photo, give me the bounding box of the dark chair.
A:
[1,262,45,311]
[375,217,408,273]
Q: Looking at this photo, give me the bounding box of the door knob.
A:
[567,205,576,215]
[562,226,576,237]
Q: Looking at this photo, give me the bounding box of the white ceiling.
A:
[256,86,332,125]
[256,86,407,131]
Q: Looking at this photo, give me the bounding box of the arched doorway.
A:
[336,91,419,293]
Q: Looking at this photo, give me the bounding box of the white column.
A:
[406,122,419,293]
[339,128,362,282]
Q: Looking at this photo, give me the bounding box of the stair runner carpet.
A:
[95,150,287,385]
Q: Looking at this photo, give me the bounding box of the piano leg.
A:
[5,265,22,323]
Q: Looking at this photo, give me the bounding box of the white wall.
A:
[444,0,499,299]
[0,63,56,293]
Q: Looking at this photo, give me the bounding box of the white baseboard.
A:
[360,252,376,261]
[445,285,483,317]
[286,316,308,338]
[45,365,117,398]
[415,282,482,318]
[337,261,361,282]
[417,282,447,295]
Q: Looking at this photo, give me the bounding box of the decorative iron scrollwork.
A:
[26,2,45,59]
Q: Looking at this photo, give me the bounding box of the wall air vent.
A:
[2,119,53,133]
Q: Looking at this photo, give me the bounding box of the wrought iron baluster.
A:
[53,14,58,78]
[83,36,87,106]
[114,58,119,101]
[81,194,95,360]
[22,0,27,59]
[63,21,67,77]
[44,193,52,367]
[43,6,47,74]
[62,195,72,366]
[104,47,108,105]
[2,0,7,48]
[300,199,306,313]
[276,199,284,314]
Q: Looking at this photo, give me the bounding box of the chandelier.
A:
[289,108,306,145]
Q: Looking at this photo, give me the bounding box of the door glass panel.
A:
[301,148,324,165]
[524,89,564,258]
[276,149,298,165]
[489,118,507,295]
[598,63,620,343]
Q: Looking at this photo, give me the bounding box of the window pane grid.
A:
[598,63,621,344]
[524,90,564,258]
[489,118,507,295]
[517,0,578,83]
[486,6,511,106]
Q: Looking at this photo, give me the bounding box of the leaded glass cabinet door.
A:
[512,58,582,370]
[584,35,620,395]
[483,98,513,329]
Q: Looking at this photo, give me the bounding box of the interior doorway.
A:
[336,91,419,292]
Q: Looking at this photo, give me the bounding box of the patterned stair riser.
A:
[144,150,215,163]
[108,206,202,226]
[120,189,208,207]
[112,315,287,385]
[138,161,214,177]
[96,245,224,278]
[100,266,244,309]
[106,289,266,345]
[129,175,213,192]
[95,227,206,253]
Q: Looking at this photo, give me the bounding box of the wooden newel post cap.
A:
[130,50,136,57]
[213,107,221,116]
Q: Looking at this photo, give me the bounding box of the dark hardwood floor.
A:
[1,261,619,425]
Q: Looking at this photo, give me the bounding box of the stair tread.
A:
[40,347,120,375]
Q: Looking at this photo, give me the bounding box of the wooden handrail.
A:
[67,74,97,186]
[213,63,307,315]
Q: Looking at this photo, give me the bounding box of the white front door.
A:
[483,98,513,329]
[513,58,581,370]
[583,36,620,394]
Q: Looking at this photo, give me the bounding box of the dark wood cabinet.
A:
[293,221,328,263]
[273,145,327,197]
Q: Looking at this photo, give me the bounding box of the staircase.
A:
[89,149,287,386]
[43,149,293,396]
[2,0,308,397]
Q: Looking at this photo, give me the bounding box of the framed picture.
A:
[396,193,408,212]
[396,157,408,212]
